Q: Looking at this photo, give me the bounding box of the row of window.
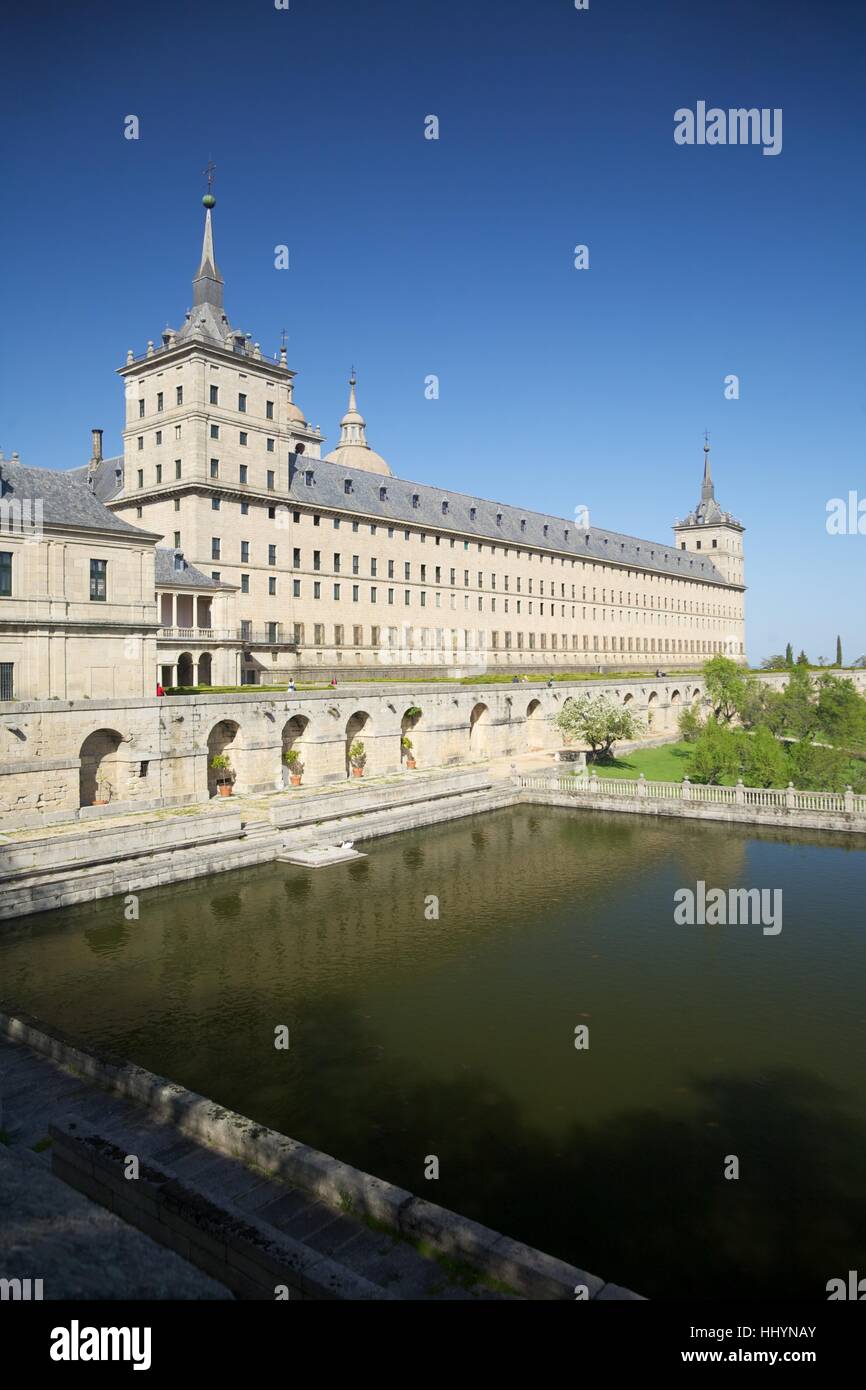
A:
[138,388,275,418]
[241,620,739,658]
[0,554,106,601]
[137,428,276,455]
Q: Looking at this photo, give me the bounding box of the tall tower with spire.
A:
[673,437,746,659]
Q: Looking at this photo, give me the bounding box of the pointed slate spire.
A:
[192,197,224,310]
[701,432,714,502]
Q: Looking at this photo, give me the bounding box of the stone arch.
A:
[401,705,422,766]
[646,690,659,730]
[346,709,372,777]
[623,691,634,706]
[469,702,490,758]
[206,719,240,798]
[177,652,195,687]
[525,698,543,751]
[197,652,213,687]
[79,728,124,807]
[668,688,682,732]
[281,714,310,784]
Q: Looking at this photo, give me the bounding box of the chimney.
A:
[91,428,103,465]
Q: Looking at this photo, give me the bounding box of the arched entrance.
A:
[79,729,124,807]
[197,652,213,687]
[345,710,371,777]
[526,698,542,751]
[647,691,659,730]
[281,714,310,785]
[469,702,489,758]
[177,652,194,687]
[206,719,239,798]
[401,705,421,766]
[669,689,681,731]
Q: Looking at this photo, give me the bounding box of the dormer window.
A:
[564,529,569,540]
[412,494,419,509]
[305,470,314,486]
[496,512,502,526]
[174,552,184,572]
[379,486,388,501]
[543,524,548,537]
[441,500,449,515]
[344,479,353,495]
[520,519,526,532]
[469,506,477,521]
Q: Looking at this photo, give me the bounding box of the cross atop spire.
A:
[192,190,224,311]
[701,431,714,501]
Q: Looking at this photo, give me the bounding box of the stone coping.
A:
[0,1008,640,1300]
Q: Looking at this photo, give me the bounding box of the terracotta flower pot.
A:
[218,783,233,797]
[352,766,364,777]
[406,758,417,770]
[290,774,302,786]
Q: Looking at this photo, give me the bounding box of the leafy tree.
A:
[739,678,776,730]
[814,674,866,747]
[779,664,817,740]
[761,654,788,670]
[678,704,703,743]
[703,655,748,723]
[786,741,851,794]
[836,635,843,667]
[796,650,809,666]
[741,727,789,788]
[686,718,742,784]
[785,643,794,666]
[555,694,642,761]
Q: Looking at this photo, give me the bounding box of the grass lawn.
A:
[591,742,696,783]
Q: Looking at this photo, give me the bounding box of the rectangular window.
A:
[137,436,143,451]
[138,399,145,418]
[313,550,321,571]
[210,424,220,439]
[211,538,221,560]
[371,559,378,577]
[333,583,341,600]
[0,552,12,597]
[176,385,183,406]
[267,438,275,453]
[314,581,321,599]
[155,464,163,483]
[211,571,220,582]
[293,579,301,597]
[241,501,249,515]
[314,623,325,645]
[370,587,377,603]
[266,400,274,419]
[241,541,250,563]
[175,424,182,440]
[239,431,248,446]
[293,547,301,567]
[267,470,275,490]
[137,469,143,488]
[388,588,394,604]
[241,620,252,639]
[156,391,164,412]
[211,497,220,511]
[238,393,247,413]
[371,626,380,646]
[241,574,250,594]
[353,625,363,645]
[352,555,359,575]
[269,577,276,595]
[210,385,219,404]
[155,430,162,446]
[269,544,277,565]
[89,558,107,602]
[388,559,395,578]
[239,464,248,484]
[210,459,219,478]
[175,460,182,478]
[173,530,181,547]
[0,662,13,700]
[353,585,359,602]
[334,624,344,645]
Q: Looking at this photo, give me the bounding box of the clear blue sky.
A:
[1,0,864,665]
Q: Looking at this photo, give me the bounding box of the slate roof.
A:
[66,458,125,503]
[155,547,222,589]
[286,457,734,587]
[0,459,156,537]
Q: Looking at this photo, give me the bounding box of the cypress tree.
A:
[785,642,793,666]
[836,635,843,666]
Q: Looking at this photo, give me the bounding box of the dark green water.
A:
[2,805,865,1299]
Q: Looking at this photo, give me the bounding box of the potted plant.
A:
[210,753,234,796]
[349,740,366,778]
[93,776,113,807]
[401,735,417,769]
[283,748,304,786]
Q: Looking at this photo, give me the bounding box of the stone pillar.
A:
[844,784,854,813]
[786,781,796,811]
[681,777,691,801]
[637,773,647,797]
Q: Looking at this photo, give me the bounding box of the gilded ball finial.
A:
[203,193,216,209]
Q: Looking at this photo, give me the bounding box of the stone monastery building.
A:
[0,194,745,701]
